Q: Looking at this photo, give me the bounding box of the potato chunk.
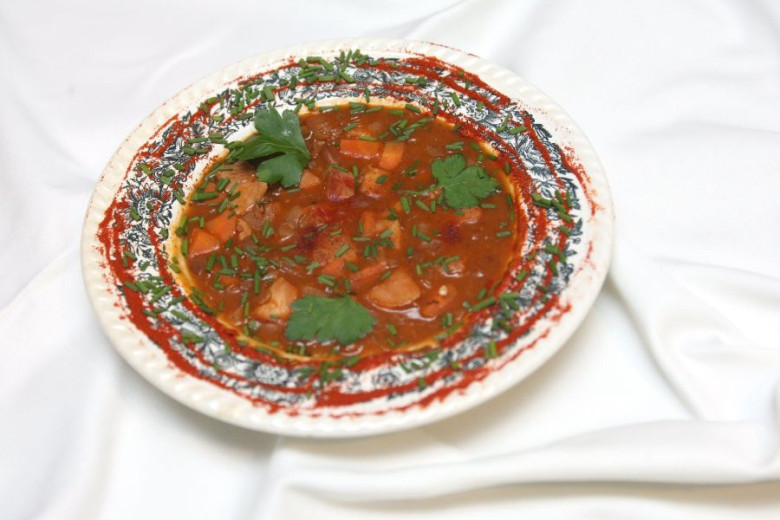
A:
[253,277,299,321]
[367,269,421,309]
[349,262,388,293]
[216,161,268,215]
[359,166,390,198]
[375,219,402,249]
[300,170,322,189]
[236,218,252,241]
[312,233,358,277]
[232,181,268,215]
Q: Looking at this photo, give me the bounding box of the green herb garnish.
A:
[229,106,310,187]
[431,153,499,209]
[286,296,375,345]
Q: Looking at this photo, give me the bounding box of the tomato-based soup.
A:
[175,103,518,360]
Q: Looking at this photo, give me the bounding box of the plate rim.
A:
[81,37,614,437]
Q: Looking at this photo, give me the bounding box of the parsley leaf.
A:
[431,153,499,208]
[230,106,310,187]
[255,153,306,187]
[286,296,375,345]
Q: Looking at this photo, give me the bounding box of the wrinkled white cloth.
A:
[2,0,779,518]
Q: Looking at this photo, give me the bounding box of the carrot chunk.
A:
[220,275,240,286]
[378,141,405,170]
[188,228,220,257]
[339,139,381,159]
[204,212,237,242]
[360,211,377,236]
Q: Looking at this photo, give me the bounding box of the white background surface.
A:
[1,1,779,518]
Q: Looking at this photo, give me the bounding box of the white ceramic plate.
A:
[81,38,613,437]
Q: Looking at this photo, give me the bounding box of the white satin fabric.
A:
[2,1,779,518]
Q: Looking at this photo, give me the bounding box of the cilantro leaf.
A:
[230,106,310,187]
[285,296,375,345]
[431,153,499,208]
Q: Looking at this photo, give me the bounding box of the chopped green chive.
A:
[485,341,498,359]
[414,228,432,242]
[318,274,336,287]
[205,253,217,272]
[470,296,496,312]
[379,228,394,239]
[532,193,552,208]
[192,191,219,202]
[415,200,431,212]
